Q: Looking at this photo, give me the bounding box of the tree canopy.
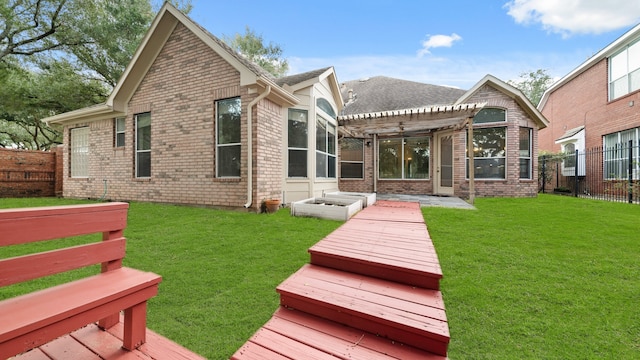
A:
[0,0,191,149]
[223,26,289,78]
[0,1,292,150]
[508,69,554,106]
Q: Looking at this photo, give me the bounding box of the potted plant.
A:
[262,198,281,213]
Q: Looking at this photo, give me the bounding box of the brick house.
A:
[44,4,343,210]
[45,3,548,209]
[538,23,640,182]
[338,75,548,198]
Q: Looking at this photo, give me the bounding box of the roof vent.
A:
[348,89,353,100]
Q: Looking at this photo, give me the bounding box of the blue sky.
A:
[188,0,640,89]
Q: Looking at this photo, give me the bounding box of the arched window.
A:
[473,108,506,124]
[316,98,336,118]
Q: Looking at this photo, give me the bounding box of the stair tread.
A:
[277,264,449,340]
[232,307,446,360]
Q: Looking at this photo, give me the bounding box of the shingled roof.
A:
[276,67,332,87]
[340,76,467,115]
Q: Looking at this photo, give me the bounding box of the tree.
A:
[508,69,554,106]
[224,26,289,78]
[0,58,107,149]
[65,0,192,87]
[0,0,85,60]
[0,0,192,149]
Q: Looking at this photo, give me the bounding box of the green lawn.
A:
[0,198,341,359]
[1,195,639,359]
[423,194,640,359]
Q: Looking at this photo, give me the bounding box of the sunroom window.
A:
[315,116,336,178]
[378,137,430,179]
[288,109,308,177]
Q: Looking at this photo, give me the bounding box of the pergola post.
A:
[467,118,475,205]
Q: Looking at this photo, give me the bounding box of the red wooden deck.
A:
[232,200,450,359]
[11,316,205,360]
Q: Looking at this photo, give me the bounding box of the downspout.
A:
[244,85,271,208]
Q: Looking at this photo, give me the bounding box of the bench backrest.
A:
[0,202,129,287]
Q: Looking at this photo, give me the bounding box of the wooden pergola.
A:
[338,102,486,204]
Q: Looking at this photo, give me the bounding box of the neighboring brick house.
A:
[337,75,548,198]
[538,23,640,182]
[45,3,548,208]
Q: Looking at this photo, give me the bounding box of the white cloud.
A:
[418,33,462,57]
[505,0,640,37]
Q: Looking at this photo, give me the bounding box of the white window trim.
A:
[135,113,151,178]
[339,138,365,179]
[466,127,508,180]
[315,115,337,179]
[215,98,241,178]
[287,108,308,178]
[70,127,89,178]
[378,136,430,180]
[115,117,125,147]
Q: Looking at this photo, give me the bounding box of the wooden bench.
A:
[0,202,162,358]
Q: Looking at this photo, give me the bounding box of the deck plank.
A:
[40,334,102,360]
[278,264,449,331]
[268,307,447,359]
[11,319,204,360]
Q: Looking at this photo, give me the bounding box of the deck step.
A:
[232,307,446,360]
[309,217,442,290]
[276,264,449,356]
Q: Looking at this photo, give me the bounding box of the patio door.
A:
[435,132,454,195]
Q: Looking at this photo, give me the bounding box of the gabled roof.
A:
[276,67,344,114]
[456,74,549,129]
[276,67,332,88]
[44,3,297,125]
[340,76,466,116]
[538,23,640,110]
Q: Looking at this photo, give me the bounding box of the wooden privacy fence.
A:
[539,141,640,203]
[0,147,62,197]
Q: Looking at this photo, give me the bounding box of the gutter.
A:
[244,85,271,208]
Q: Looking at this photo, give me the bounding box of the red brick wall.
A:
[0,148,58,197]
[540,58,640,152]
[62,23,283,210]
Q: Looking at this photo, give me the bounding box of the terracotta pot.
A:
[263,199,281,213]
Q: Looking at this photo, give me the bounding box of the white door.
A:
[435,132,454,195]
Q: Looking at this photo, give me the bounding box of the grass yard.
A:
[423,194,640,359]
[0,198,341,359]
[2,195,639,359]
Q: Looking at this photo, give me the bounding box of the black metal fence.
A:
[539,140,640,203]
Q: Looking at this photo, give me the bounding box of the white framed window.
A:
[288,108,308,177]
[340,138,364,179]
[563,143,576,169]
[315,116,336,178]
[519,127,532,179]
[378,137,430,179]
[216,97,241,177]
[467,127,507,179]
[603,128,640,179]
[115,117,125,147]
[70,127,89,178]
[135,113,151,178]
[609,40,640,101]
